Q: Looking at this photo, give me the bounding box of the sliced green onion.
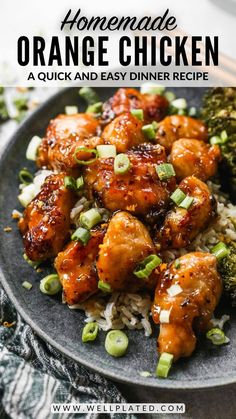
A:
[105,330,129,357]
[170,188,186,206]
[206,328,228,345]
[22,281,32,290]
[156,352,174,378]
[131,109,144,121]
[98,280,112,293]
[140,84,165,95]
[134,254,162,279]
[164,91,176,102]
[179,196,194,210]
[64,176,76,190]
[18,184,36,207]
[114,154,130,175]
[97,144,117,158]
[71,227,91,245]
[82,322,99,342]
[13,96,28,111]
[188,106,197,117]
[171,98,187,110]
[26,136,42,161]
[142,124,156,140]
[79,87,99,105]
[76,176,84,190]
[86,102,103,114]
[74,146,98,165]
[174,259,181,269]
[221,130,228,142]
[80,208,102,230]
[211,242,230,260]
[210,136,222,145]
[19,168,33,185]
[65,105,78,115]
[152,121,159,131]
[39,274,62,295]
[177,109,187,116]
[156,163,175,180]
[23,253,41,269]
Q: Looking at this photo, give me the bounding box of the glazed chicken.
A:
[102,113,145,153]
[37,113,102,174]
[158,176,216,249]
[152,252,222,360]
[55,228,105,305]
[84,143,176,221]
[102,87,169,124]
[96,211,157,291]
[155,115,208,152]
[19,173,76,261]
[170,139,221,181]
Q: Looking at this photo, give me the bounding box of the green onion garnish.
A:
[211,242,230,260]
[39,274,62,295]
[74,146,98,165]
[174,259,181,269]
[23,253,41,270]
[26,136,42,161]
[152,121,159,131]
[105,330,129,357]
[179,196,194,210]
[170,188,186,206]
[76,176,84,190]
[71,227,91,245]
[221,130,228,142]
[98,280,112,293]
[19,168,33,185]
[82,322,99,343]
[86,102,103,114]
[114,154,131,175]
[79,87,99,105]
[156,352,174,378]
[64,176,76,190]
[134,254,162,279]
[97,145,117,158]
[142,124,156,140]
[80,208,102,230]
[65,105,78,115]
[156,163,175,180]
[171,98,187,110]
[206,328,229,345]
[188,106,197,117]
[164,91,176,102]
[140,84,165,95]
[22,281,32,290]
[131,109,144,121]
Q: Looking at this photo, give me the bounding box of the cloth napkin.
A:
[0,287,132,419]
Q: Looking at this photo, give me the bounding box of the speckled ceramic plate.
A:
[0,87,235,389]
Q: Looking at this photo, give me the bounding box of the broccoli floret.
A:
[201,88,236,201]
[219,244,236,306]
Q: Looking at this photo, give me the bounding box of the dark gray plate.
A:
[0,87,235,390]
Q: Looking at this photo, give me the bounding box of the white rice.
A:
[68,181,236,336]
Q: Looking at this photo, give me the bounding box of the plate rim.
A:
[0,86,236,390]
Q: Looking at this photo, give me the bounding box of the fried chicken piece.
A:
[102,88,168,124]
[156,115,208,153]
[55,228,105,305]
[37,113,101,174]
[102,113,145,153]
[152,252,222,360]
[84,143,176,220]
[170,139,221,181]
[158,176,216,249]
[96,211,157,291]
[19,173,76,261]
